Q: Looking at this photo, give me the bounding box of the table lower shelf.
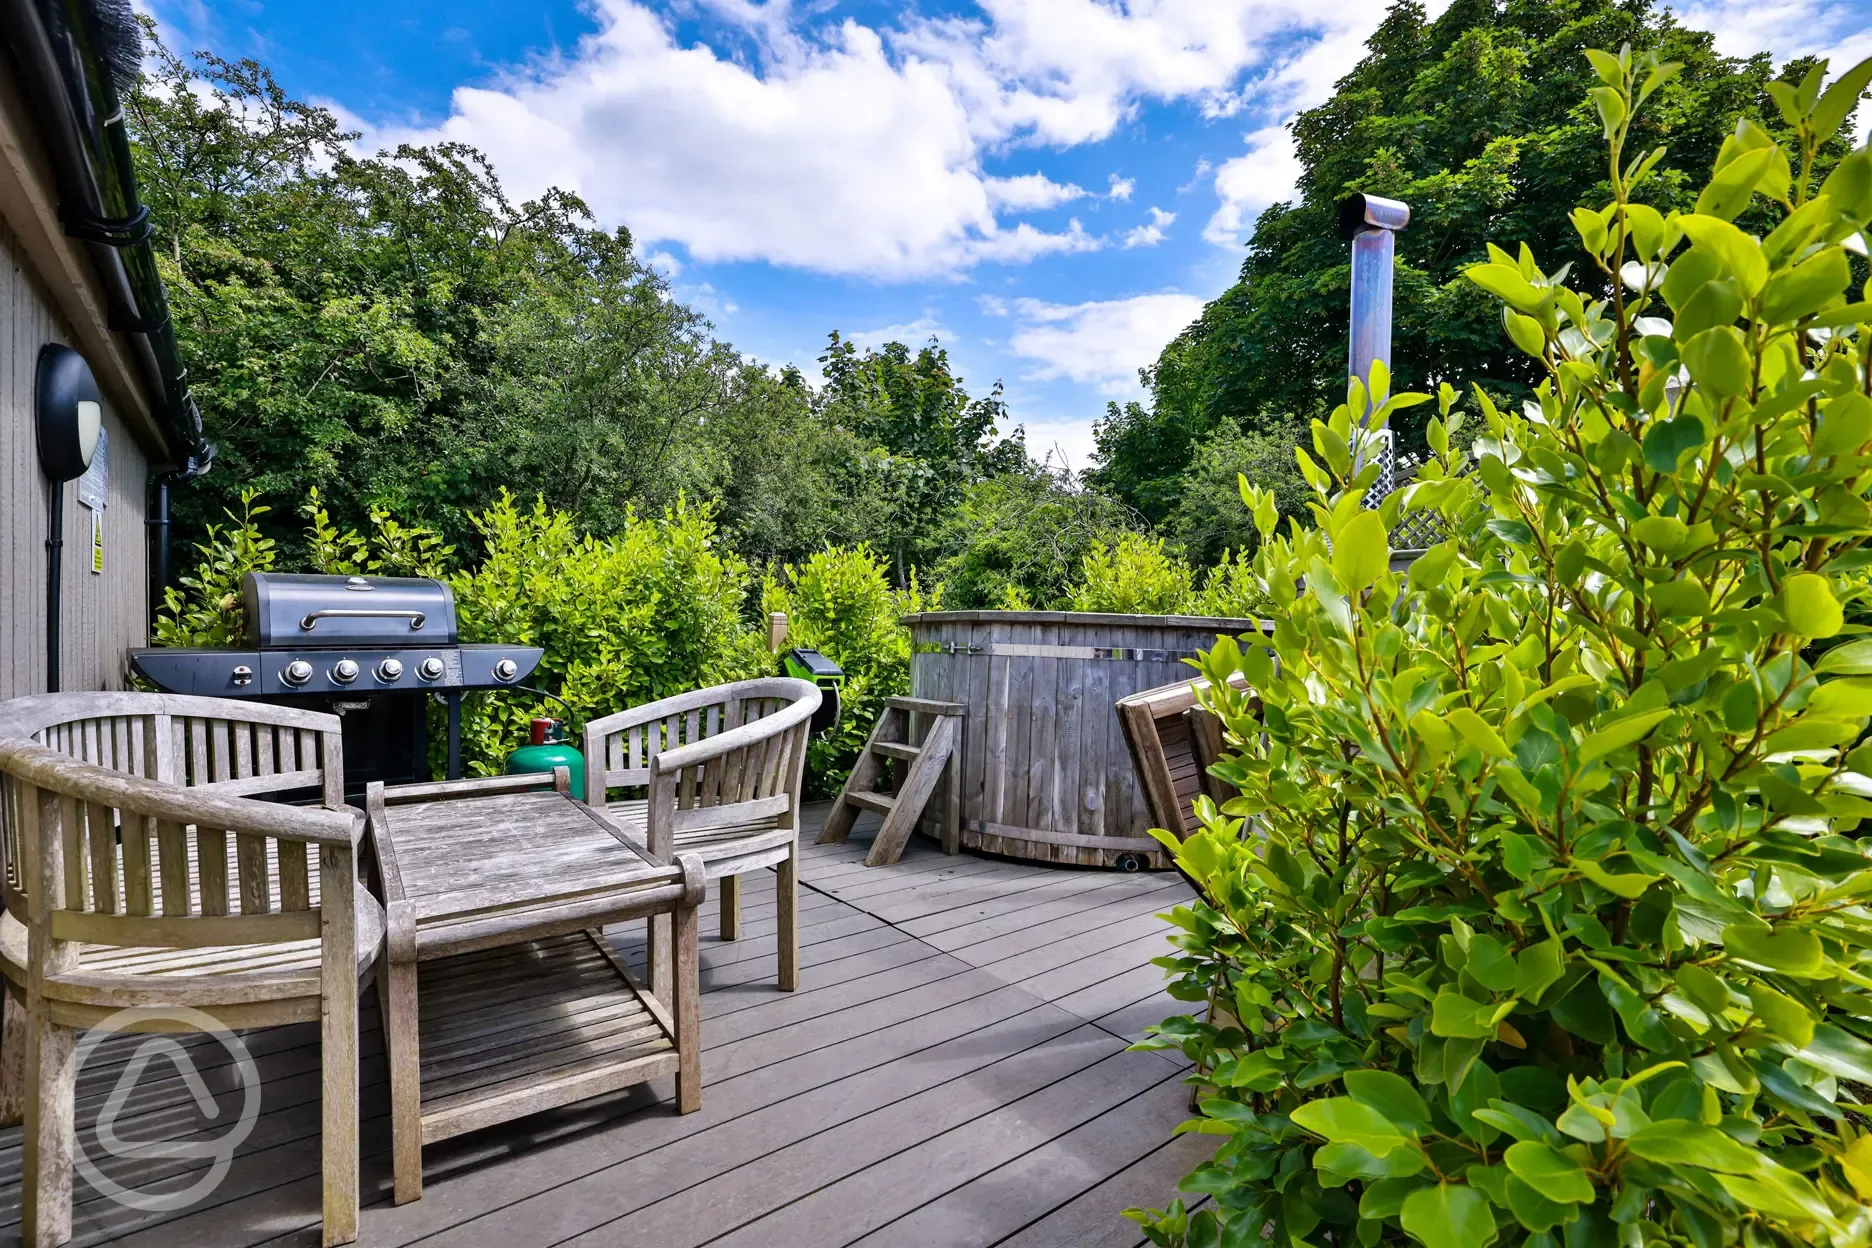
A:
[414,928,682,1145]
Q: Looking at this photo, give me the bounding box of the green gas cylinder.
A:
[506,716,586,800]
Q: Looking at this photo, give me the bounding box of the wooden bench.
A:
[0,692,378,1247]
[583,678,819,993]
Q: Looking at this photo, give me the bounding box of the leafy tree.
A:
[461,226,749,536]
[1164,416,1310,567]
[931,464,1142,608]
[817,334,1028,582]
[1090,0,1847,527]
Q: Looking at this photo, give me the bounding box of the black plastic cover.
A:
[785,647,844,679]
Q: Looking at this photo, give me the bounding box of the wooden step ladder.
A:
[819,696,964,866]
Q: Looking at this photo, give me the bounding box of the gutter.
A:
[0,0,213,481]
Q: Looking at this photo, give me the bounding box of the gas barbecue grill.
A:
[132,573,544,794]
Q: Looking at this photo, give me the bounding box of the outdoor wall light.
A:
[35,343,103,694]
[36,343,102,482]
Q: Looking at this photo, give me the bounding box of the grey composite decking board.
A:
[834,861,1105,926]
[396,1009,1103,1248]
[929,875,1191,959]
[971,905,1192,986]
[849,1067,1197,1247]
[560,1027,1150,1248]
[999,927,1186,1007]
[698,1047,1182,1248]
[994,1132,1218,1248]
[0,802,1202,1247]
[365,987,1080,1247]
[1093,988,1198,1048]
[1053,960,1189,1029]
[899,866,1179,941]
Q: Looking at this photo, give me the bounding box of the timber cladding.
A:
[0,215,151,700]
[904,610,1264,869]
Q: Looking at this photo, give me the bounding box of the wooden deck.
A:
[0,804,1208,1247]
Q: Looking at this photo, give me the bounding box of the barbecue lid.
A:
[242,572,458,649]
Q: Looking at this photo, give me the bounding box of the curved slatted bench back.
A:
[583,678,819,858]
[0,693,352,955]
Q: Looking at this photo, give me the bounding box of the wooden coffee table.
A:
[365,769,705,1204]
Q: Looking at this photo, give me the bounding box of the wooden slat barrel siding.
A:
[0,217,153,701]
[906,611,1263,869]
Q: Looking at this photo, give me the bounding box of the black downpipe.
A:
[45,485,64,693]
[146,470,180,626]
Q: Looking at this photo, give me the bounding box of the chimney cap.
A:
[1338,193,1411,240]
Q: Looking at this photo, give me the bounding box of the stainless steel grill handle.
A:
[299,608,427,631]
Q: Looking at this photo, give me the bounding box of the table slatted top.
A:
[380,789,670,916]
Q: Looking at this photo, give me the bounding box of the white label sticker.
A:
[77,425,109,510]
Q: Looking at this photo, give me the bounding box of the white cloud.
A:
[985,172,1088,210]
[1680,1,1872,140]
[678,281,739,319]
[1107,173,1136,201]
[1007,292,1206,396]
[1123,205,1176,248]
[354,0,1433,280]
[1206,122,1304,246]
[1197,0,1872,246]
[642,249,684,277]
[849,317,948,350]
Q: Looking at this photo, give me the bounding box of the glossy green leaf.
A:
[1813,55,1872,142]
[1506,1175,1578,1232]
[1503,1141,1594,1203]
[1399,1183,1496,1248]
[1631,515,1689,552]
[1681,326,1752,399]
[1721,924,1824,977]
[1289,1097,1410,1156]
[1678,215,1768,296]
[1447,708,1510,759]
[1466,263,1546,313]
[1332,509,1389,594]
[1569,857,1659,899]
[1624,1123,1761,1173]
[1748,983,1815,1047]
[1344,1069,1433,1132]
[1761,247,1851,323]
[1576,710,1669,764]
[1515,939,1567,1000]
[1782,573,1843,639]
[1642,416,1706,472]
[1795,1024,1872,1084]
[1315,1140,1427,1180]
[1695,145,1776,221]
[1816,637,1872,676]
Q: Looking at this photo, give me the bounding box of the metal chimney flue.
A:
[1339,193,1410,503]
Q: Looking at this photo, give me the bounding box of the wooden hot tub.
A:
[904,610,1262,869]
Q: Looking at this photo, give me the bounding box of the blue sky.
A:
[147,0,1872,468]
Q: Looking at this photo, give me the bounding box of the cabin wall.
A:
[908,611,1260,868]
[0,215,151,700]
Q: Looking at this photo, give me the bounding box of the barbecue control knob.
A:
[331,659,359,685]
[493,658,519,682]
[283,660,313,687]
[376,658,404,683]
[418,657,445,682]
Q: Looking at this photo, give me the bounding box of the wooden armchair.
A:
[583,678,818,993]
[0,693,380,1247]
